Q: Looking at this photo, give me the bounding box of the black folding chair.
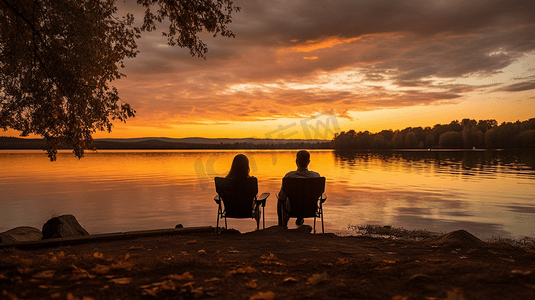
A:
[214,177,269,233]
[281,177,327,233]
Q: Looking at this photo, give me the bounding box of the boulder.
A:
[0,226,43,244]
[0,226,42,244]
[426,230,489,249]
[42,215,89,239]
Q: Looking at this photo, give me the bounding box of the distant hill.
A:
[0,137,331,150]
[0,137,47,149]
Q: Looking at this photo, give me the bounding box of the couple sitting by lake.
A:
[222,150,322,229]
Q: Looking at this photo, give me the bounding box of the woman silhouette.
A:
[226,154,252,179]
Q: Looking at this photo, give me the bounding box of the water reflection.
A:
[334,149,535,179]
[1,150,534,239]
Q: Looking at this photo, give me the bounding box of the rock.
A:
[426,230,489,249]
[42,215,89,239]
[217,228,241,235]
[175,224,184,229]
[0,226,42,244]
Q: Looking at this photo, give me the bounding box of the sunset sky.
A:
[4,0,535,140]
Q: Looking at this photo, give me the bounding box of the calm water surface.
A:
[1,149,534,239]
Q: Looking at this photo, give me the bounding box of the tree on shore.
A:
[332,118,535,150]
[0,0,239,161]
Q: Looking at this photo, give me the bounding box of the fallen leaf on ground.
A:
[337,258,350,264]
[17,267,31,275]
[382,260,398,264]
[91,264,110,275]
[186,240,197,244]
[261,253,276,260]
[392,295,408,300]
[444,288,466,300]
[228,250,240,254]
[2,290,20,300]
[109,277,131,285]
[70,264,94,280]
[198,249,206,254]
[282,277,298,283]
[93,252,104,259]
[500,257,515,263]
[180,284,204,297]
[511,270,532,275]
[227,266,256,276]
[245,279,258,289]
[66,293,93,300]
[261,270,286,275]
[32,270,55,279]
[307,272,328,285]
[168,272,194,281]
[141,287,159,297]
[110,260,133,271]
[249,291,275,300]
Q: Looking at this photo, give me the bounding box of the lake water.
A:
[1,149,534,239]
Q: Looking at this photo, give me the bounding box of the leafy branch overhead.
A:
[0,0,240,160]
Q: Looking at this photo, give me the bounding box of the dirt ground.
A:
[1,226,535,300]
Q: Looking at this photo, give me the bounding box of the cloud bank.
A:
[114,0,535,129]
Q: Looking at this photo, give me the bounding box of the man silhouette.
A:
[277,150,321,228]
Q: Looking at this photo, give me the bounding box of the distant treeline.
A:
[0,137,331,150]
[94,140,331,150]
[332,118,535,150]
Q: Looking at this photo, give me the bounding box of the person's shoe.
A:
[296,218,304,226]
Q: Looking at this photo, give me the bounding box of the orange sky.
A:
[2,0,535,140]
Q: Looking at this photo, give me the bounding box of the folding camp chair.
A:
[280,177,327,233]
[214,177,269,233]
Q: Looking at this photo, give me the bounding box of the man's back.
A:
[283,168,320,179]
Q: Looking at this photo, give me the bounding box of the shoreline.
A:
[2,225,535,299]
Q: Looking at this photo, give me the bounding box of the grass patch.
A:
[346,224,441,240]
[486,236,535,249]
[346,225,535,249]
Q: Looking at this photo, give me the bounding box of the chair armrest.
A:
[214,194,221,204]
[320,193,327,203]
[256,193,270,207]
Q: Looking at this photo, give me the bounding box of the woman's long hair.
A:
[226,154,250,179]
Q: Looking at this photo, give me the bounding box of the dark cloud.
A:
[111,0,535,125]
[497,80,535,92]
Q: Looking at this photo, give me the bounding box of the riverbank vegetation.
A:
[332,118,535,150]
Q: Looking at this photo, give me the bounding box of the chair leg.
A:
[313,216,316,234]
[262,206,265,229]
[320,203,324,233]
[216,203,221,234]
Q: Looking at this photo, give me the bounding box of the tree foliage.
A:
[0,0,239,160]
[332,118,535,150]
